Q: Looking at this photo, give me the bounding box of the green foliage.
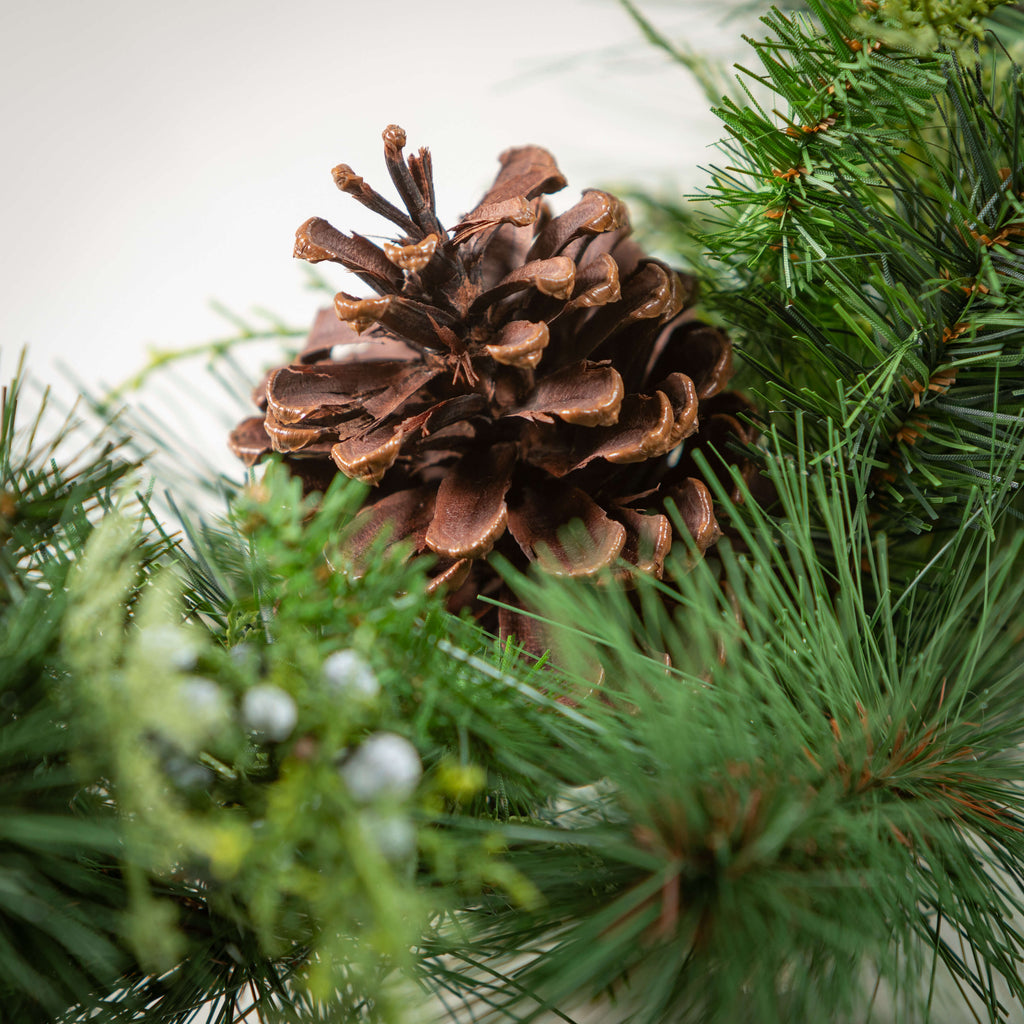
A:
[4,3,1024,1023]
[694,0,1024,538]
[53,461,602,1023]
[438,424,1024,1023]
[0,360,148,1021]
[853,0,1011,54]
[624,0,1024,541]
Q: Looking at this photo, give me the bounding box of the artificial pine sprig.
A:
[668,0,1024,537]
[434,421,1024,1024]
[0,361,159,1023]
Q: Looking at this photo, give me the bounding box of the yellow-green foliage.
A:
[57,467,549,1022]
[854,0,1011,54]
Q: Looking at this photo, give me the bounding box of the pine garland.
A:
[2,2,1024,1023]
[444,424,1024,1022]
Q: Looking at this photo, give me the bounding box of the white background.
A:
[1,0,742,464]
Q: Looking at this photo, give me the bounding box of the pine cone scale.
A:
[332,162,421,237]
[507,482,627,576]
[424,443,516,560]
[483,320,549,369]
[594,389,686,466]
[466,145,568,216]
[265,361,439,426]
[382,125,441,236]
[613,506,673,579]
[565,253,621,312]
[297,307,368,363]
[667,478,721,555]
[294,217,403,293]
[331,427,404,485]
[333,293,460,349]
[512,362,624,428]
[526,189,628,262]
[264,417,331,453]
[469,255,576,314]
[646,322,733,400]
[229,417,273,466]
[345,486,437,567]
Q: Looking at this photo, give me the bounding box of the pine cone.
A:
[230,126,746,639]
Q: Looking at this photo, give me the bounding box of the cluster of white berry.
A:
[163,634,423,861]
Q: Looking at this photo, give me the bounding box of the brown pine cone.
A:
[230,126,748,641]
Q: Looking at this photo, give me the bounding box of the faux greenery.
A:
[3,0,1024,1022]
[0,365,152,1021]
[632,0,1024,537]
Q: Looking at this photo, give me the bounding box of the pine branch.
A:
[0,359,157,1022]
[434,419,1024,1024]
[679,0,1024,538]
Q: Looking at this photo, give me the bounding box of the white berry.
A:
[242,685,298,742]
[139,624,199,671]
[322,650,379,701]
[179,676,229,733]
[362,811,417,861]
[340,733,422,803]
